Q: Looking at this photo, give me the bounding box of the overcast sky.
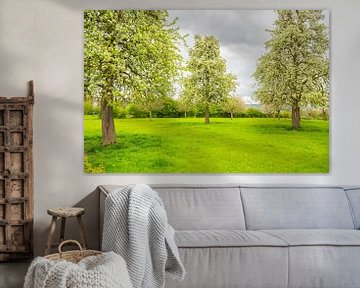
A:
[168,10,329,103]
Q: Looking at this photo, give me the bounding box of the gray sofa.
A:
[99,185,360,288]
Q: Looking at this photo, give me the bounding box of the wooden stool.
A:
[45,207,87,255]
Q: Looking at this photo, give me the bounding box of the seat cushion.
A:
[286,246,360,288]
[166,246,288,288]
[261,229,360,246]
[175,230,288,247]
[170,229,289,288]
[261,230,360,288]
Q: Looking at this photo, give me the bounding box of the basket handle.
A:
[58,240,83,255]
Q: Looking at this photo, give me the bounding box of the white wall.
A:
[0,0,359,256]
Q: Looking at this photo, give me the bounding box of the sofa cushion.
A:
[287,246,360,288]
[259,230,360,288]
[165,247,288,288]
[175,230,288,248]
[262,229,360,246]
[100,185,246,230]
[345,188,360,229]
[241,187,355,230]
[154,186,246,230]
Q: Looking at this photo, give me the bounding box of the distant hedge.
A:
[84,103,327,120]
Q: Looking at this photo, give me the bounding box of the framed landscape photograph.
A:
[84,10,329,173]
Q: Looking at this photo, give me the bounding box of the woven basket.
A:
[45,240,102,263]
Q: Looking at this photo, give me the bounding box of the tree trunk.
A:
[101,100,116,145]
[184,111,187,118]
[322,108,327,120]
[204,106,210,124]
[291,105,301,129]
[277,110,281,120]
[230,112,233,120]
[149,110,152,120]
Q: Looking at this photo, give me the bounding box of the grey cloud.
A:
[168,10,329,98]
[168,10,277,97]
[169,10,276,47]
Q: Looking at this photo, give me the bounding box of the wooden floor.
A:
[0,261,30,288]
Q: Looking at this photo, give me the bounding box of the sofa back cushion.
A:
[240,187,355,230]
[345,188,360,229]
[153,185,246,230]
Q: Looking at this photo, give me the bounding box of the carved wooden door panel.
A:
[0,82,34,261]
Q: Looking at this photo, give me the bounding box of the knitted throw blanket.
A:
[102,184,185,288]
[24,251,132,288]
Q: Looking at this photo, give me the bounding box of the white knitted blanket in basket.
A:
[23,251,132,288]
[102,184,185,288]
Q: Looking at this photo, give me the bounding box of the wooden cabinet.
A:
[0,81,34,261]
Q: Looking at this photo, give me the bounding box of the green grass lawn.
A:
[84,115,329,173]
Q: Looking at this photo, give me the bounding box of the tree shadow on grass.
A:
[125,134,162,149]
[249,121,328,134]
[85,133,162,153]
[169,119,231,127]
